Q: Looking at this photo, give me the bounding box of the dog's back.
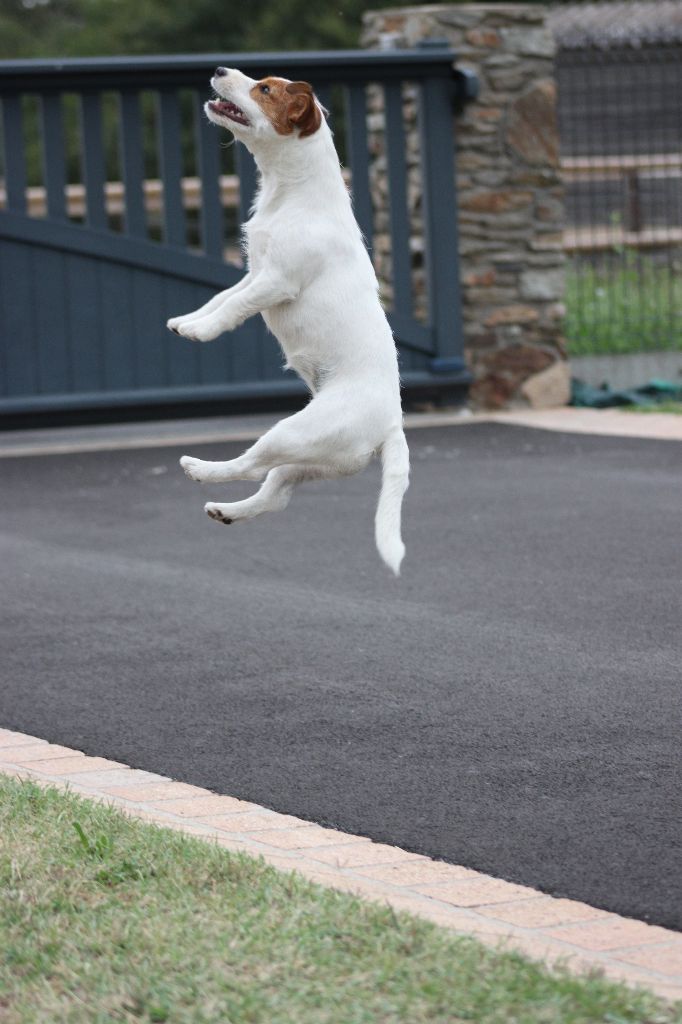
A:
[246,115,401,401]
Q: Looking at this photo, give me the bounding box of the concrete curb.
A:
[0,406,680,459]
[1,726,680,1002]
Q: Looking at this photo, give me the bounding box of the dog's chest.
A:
[243,219,272,274]
[244,192,301,272]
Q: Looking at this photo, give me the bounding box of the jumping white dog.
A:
[167,68,410,574]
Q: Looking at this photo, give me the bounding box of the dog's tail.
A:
[375,427,410,576]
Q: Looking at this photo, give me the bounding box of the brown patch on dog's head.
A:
[250,77,322,138]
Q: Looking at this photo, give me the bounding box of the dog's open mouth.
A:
[208,98,250,126]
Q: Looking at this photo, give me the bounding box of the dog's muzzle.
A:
[208,98,250,126]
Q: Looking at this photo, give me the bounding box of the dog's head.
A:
[206,68,322,145]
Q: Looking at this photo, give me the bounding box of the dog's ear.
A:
[285,81,322,137]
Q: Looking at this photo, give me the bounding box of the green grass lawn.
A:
[1,776,680,1024]
[565,257,682,357]
[624,401,682,414]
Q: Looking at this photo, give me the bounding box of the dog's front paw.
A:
[205,502,233,525]
[175,318,217,343]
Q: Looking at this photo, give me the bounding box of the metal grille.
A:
[556,42,682,356]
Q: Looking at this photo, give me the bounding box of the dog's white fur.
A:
[167,69,409,574]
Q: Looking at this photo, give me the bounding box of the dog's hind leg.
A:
[204,464,332,524]
[180,452,266,484]
[181,394,372,486]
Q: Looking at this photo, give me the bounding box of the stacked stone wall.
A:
[362,4,569,408]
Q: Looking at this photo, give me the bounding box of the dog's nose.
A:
[215,67,228,77]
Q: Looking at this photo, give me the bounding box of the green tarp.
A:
[571,378,682,409]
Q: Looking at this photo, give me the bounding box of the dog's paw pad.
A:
[205,503,233,525]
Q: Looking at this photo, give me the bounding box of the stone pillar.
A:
[362,4,569,409]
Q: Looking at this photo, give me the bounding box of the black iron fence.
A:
[556,43,682,356]
[0,48,473,421]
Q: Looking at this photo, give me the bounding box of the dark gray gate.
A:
[0,48,472,422]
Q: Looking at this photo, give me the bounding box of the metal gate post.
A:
[418,42,477,381]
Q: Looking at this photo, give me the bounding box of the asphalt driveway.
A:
[0,422,679,928]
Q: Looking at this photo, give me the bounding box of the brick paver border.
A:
[1,727,679,1003]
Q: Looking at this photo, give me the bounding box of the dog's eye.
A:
[260,84,270,95]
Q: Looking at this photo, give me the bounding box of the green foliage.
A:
[3,0,402,59]
[1,0,552,60]
[1,0,241,59]
[72,818,157,885]
[565,252,682,356]
[242,0,379,52]
[626,401,682,413]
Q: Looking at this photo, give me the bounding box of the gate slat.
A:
[1,97,28,213]
[157,89,186,248]
[384,82,412,319]
[193,97,234,394]
[177,96,228,389]
[344,83,374,253]
[33,247,70,394]
[0,242,36,395]
[418,77,463,360]
[118,91,146,237]
[315,84,332,117]
[235,141,258,227]
[80,92,107,230]
[194,91,223,258]
[133,268,167,387]
[165,278,202,386]
[67,254,103,392]
[41,93,67,220]
[99,262,136,390]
